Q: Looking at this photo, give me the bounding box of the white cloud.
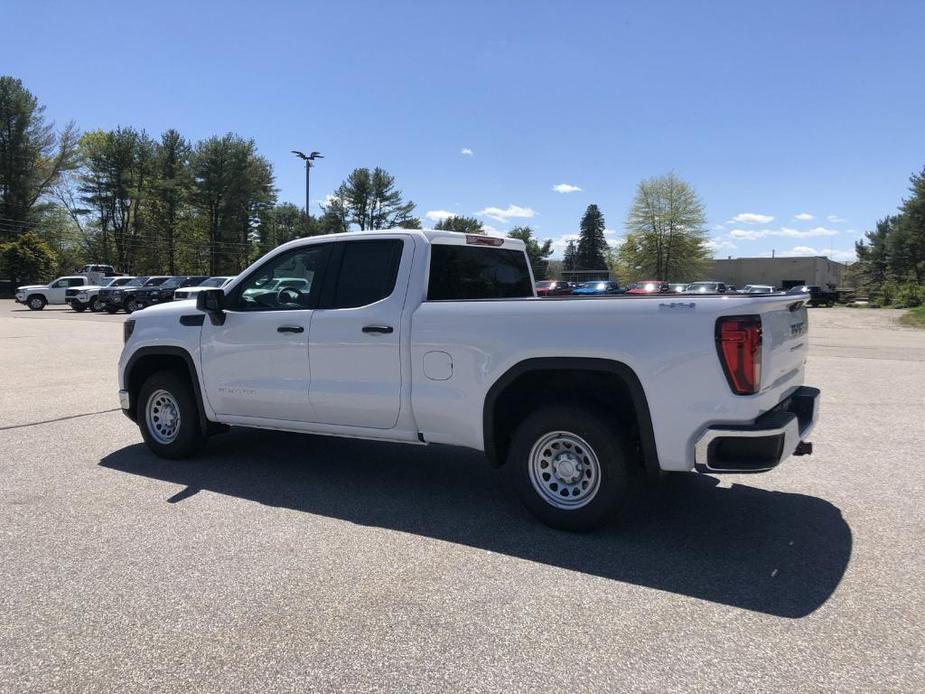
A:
[424,209,457,222]
[729,226,839,240]
[712,224,726,231]
[826,214,846,223]
[794,212,814,221]
[729,212,775,224]
[552,183,582,193]
[482,224,501,235]
[705,239,737,252]
[781,246,856,262]
[476,204,536,222]
[460,147,473,156]
[549,233,580,257]
[603,228,619,237]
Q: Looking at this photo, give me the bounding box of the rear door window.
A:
[428,245,533,300]
[326,240,404,309]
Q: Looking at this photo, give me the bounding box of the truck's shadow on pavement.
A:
[100,428,851,618]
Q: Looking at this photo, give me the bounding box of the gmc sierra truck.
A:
[117,230,819,530]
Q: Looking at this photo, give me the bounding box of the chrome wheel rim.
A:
[145,389,181,444]
[29,297,42,309]
[529,431,601,509]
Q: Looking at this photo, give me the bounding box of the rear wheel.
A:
[27,295,46,311]
[72,302,86,313]
[124,298,138,313]
[137,369,208,459]
[90,297,105,312]
[105,305,119,314]
[506,405,633,531]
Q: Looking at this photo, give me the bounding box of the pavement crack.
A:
[0,408,121,431]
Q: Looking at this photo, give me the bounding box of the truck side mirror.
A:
[197,288,226,325]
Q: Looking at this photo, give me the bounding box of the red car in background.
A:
[535,280,573,296]
[625,280,669,295]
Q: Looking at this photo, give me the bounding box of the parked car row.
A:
[533,279,814,298]
[14,274,233,313]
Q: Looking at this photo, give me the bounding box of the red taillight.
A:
[716,316,762,395]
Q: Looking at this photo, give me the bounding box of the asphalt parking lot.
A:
[1,300,923,692]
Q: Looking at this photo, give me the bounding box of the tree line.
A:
[1,74,714,288]
[853,168,925,307]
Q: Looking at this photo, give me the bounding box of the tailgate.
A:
[755,297,809,394]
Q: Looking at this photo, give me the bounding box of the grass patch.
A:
[899,306,925,329]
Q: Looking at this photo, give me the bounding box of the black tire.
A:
[27,295,46,311]
[105,305,119,314]
[72,302,86,313]
[124,298,138,314]
[136,369,208,459]
[506,405,633,531]
[90,298,105,312]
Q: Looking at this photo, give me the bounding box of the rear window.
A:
[428,245,533,300]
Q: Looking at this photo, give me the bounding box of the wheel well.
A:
[484,360,659,477]
[125,350,204,426]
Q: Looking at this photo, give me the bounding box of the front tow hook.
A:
[794,441,813,456]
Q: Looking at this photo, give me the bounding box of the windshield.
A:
[200,276,230,287]
[125,277,147,287]
[688,283,717,292]
[578,282,605,289]
[536,281,553,289]
[160,277,185,289]
[144,277,169,287]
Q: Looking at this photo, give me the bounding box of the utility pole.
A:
[290,150,324,216]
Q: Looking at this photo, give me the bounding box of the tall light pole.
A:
[291,150,324,216]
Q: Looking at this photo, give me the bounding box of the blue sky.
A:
[4,0,924,261]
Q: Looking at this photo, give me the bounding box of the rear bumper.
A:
[694,386,820,473]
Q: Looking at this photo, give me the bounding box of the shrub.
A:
[894,284,925,308]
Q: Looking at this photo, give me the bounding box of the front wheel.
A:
[72,302,86,313]
[105,305,119,314]
[137,370,208,459]
[506,405,633,531]
[90,297,105,312]
[124,298,138,313]
[27,295,46,311]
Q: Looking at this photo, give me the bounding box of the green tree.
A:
[508,225,553,280]
[562,239,578,271]
[576,204,608,270]
[0,76,79,238]
[258,202,320,254]
[192,134,275,274]
[433,215,483,233]
[149,129,193,274]
[890,168,925,282]
[325,167,419,230]
[855,216,895,290]
[0,230,58,284]
[622,172,709,280]
[77,127,156,273]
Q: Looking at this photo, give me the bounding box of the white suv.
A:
[14,276,90,310]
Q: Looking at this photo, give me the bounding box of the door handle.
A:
[277,325,304,334]
[362,325,394,334]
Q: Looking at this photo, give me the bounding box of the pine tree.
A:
[576,204,608,270]
[563,240,578,271]
[433,215,483,233]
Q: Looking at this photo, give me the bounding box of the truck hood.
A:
[132,300,200,320]
[16,284,48,292]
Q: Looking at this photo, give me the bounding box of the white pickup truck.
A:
[117,230,819,530]
[15,276,91,310]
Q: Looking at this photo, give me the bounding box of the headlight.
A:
[123,319,135,344]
